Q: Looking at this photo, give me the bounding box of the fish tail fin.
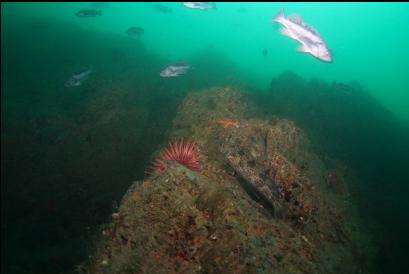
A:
[273,10,285,22]
[97,10,102,16]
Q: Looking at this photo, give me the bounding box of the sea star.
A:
[216,120,240,128]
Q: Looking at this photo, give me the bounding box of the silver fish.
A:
[160,63,191,77]
[273,10,332,63]
[182,2,216,10]
[76,9,102,17]
[126,27,144,36]
[65,69,94,87]
[297,36,332,63]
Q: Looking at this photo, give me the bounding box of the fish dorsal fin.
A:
[304,24,320,35]
[288,15,303,24]
[289,15,320,35]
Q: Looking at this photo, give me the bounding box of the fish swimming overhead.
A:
[76,9,102,17]
[126,27,144,36]
[182,2,216,10]
[297,37,332,63]
[160,63,191,77]
[273,10,332,63]
[64,69,94,87]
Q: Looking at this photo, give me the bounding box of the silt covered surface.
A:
[86,87,375,273]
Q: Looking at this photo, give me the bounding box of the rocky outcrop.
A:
[86,87,376,274]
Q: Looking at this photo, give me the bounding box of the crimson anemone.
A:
[147,139,201,174]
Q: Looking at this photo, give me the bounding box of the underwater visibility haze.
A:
[2,2,409,274]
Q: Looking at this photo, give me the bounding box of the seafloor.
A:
[84,87,376,274]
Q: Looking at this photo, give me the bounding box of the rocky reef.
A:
[85,87,376,273]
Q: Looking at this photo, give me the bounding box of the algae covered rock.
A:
[86,87,375,274]
[88,162,293,273]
